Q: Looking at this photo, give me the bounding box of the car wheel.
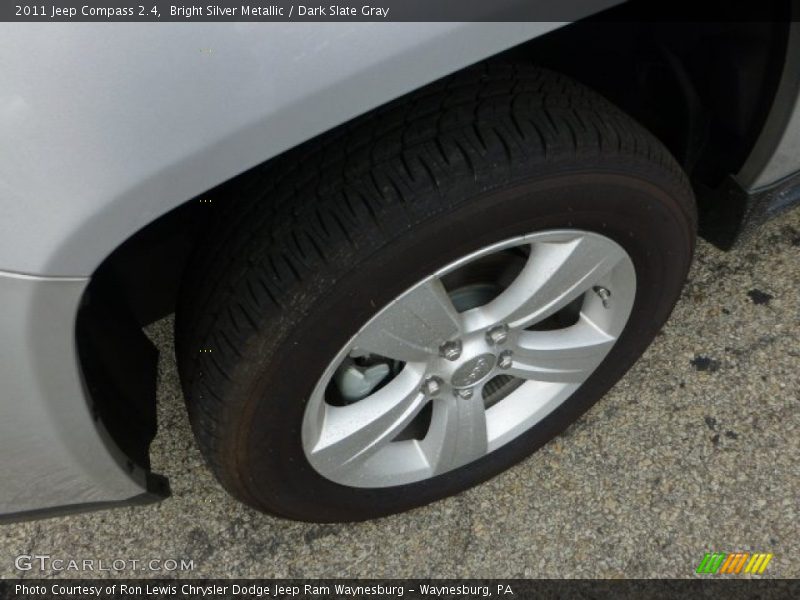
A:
[176,64,696,521]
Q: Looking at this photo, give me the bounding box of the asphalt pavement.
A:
[2,209,799,579]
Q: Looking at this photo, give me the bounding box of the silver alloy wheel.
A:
[302,230,636,488]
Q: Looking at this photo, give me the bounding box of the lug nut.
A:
[439,339,462,361]
[497,350,513,370]
[421,376,443,397]
[486,324,509,345]
[455,388,474,400]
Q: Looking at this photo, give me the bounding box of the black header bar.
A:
[2,0,798,22]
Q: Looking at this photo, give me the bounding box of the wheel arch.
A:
[88,12,796,322]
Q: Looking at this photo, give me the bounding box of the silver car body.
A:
[1,20,799,518]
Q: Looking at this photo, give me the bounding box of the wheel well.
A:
[77,5,790,473]
[513,10,789,190]
[518,10,790,248]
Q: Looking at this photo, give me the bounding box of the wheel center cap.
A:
[450,353,496,389]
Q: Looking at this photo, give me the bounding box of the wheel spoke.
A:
[351,277,462,362]
[504,318,616,383]
[423,393,488,475]
[308,367,427,474]
[464,234,626,332]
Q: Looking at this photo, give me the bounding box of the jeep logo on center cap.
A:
[451,353,496,389]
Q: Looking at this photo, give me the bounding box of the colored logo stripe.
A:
[696,553,726,574]
[744,553,774,574]
[719,553,748,574]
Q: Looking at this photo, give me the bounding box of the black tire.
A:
[175,63,696,522]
